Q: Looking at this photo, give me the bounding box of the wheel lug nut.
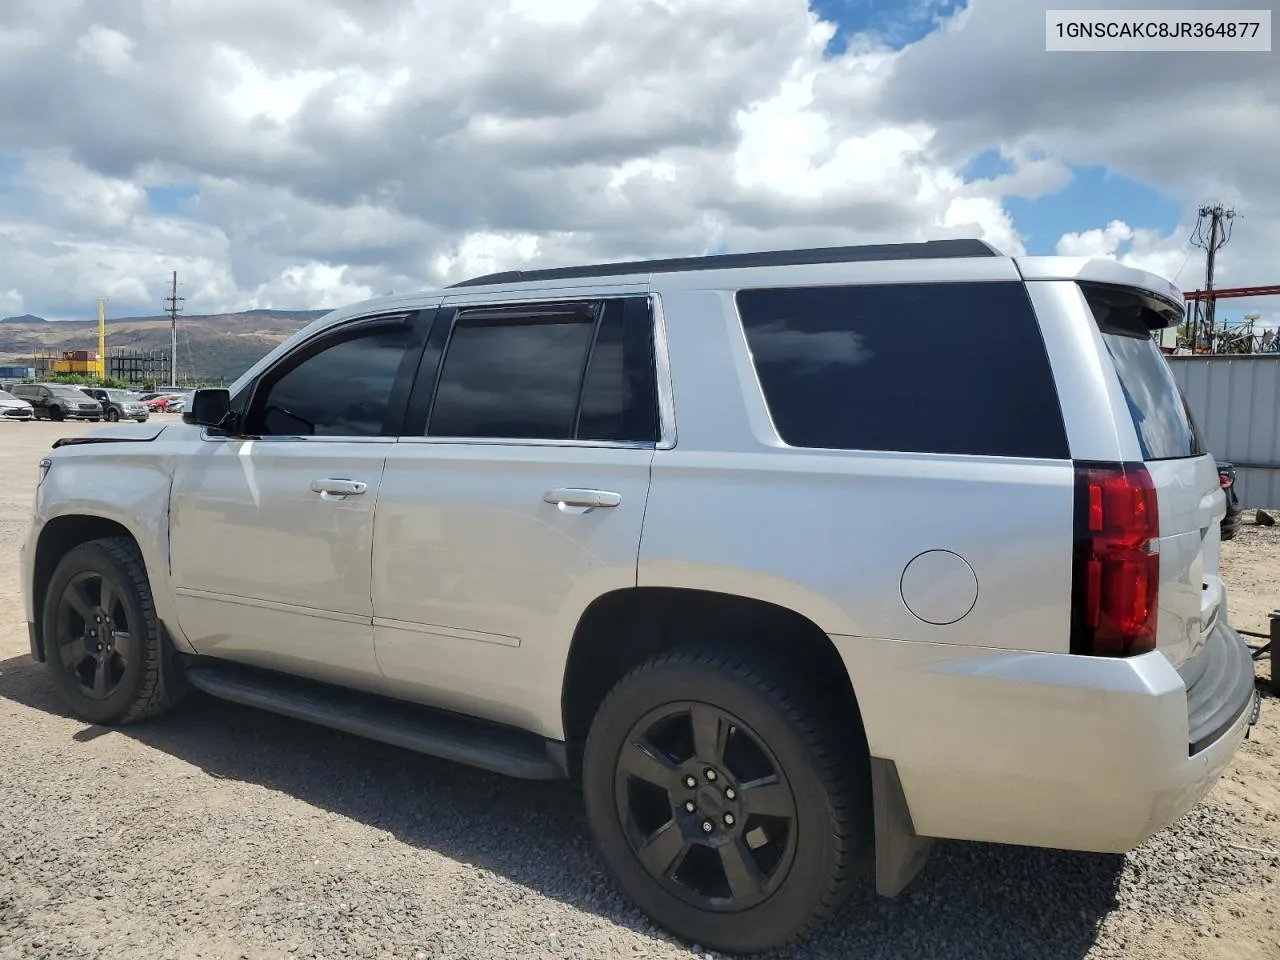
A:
[684,801,696,813]
[725,787,736,801]
[723,813,735,827]
[705,769,717,782]
[683,776,697,789]
[701,820,714,834]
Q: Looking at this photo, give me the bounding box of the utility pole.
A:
[164,271,184,386]
[1192,204,1236,352]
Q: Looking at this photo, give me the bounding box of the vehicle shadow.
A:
[0,654,1124,959]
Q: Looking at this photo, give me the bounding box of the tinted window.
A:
[429,314,595,440]
[1081,283,1202,460]
[51,387,92,400]
[736,282,1068,458]
[577,300,660,443]
[248,323,412,436]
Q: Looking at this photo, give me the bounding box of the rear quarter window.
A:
[735,281,1069,458]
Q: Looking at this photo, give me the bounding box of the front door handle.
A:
[544,488,622,510]
[311,478,368,499]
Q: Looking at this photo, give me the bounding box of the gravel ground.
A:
[1,419,1276,960]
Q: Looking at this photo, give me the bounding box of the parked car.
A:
[1218,461,1241,540]
[80,387,150,423]
[140,393,181,413]
[20,241,1259,955]
[9,382,102,421]
[0,388,34,421]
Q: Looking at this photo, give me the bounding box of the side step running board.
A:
[183,662,566,780]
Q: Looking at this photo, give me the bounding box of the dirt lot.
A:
[0,419,1276,960]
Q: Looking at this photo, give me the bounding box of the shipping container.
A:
[0,366,36,379]
[53,359,101,373]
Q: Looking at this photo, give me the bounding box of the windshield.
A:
[107,390,140,401]
[50,386,93,400]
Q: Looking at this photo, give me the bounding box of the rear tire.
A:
[582,649,870,954]
[41,537,187,725]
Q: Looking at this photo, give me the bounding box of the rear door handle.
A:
[311,478,368,499]
[544,488,622,510]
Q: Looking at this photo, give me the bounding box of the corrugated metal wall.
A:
[1168,355,1280,508]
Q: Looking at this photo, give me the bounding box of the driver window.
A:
[245,322,413,437]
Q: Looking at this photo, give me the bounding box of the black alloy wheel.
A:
[583,649,870,954]
[53,570,134,701]
[42,537,187,725]
[614,701,799,912]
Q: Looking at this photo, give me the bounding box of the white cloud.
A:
[74,24,136,75]
[0,0,1273,327]
[1056,220,1136,259]
[0,289,24,316]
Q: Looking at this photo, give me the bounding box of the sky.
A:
[0,0,1275,328]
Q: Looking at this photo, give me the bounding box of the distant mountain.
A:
[0,309,327,381]
[1,314,46,323]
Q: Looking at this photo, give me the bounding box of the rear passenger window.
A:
[736,282,1068,458]
[577,300,660,443]
[426,299,659,443]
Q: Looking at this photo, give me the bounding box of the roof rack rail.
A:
[447,238,1002,288]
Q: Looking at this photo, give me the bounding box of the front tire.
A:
[41,537,187,725]
[49,407,64,422]
[582,649,870,954]
[106,409,120,422]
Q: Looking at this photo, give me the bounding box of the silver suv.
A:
[80,387,150,423]
[20,240,1259,954]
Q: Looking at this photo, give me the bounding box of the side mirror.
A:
[183,388,233,429]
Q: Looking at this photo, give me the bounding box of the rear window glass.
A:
[735,281,1069,458]
[1080,283,1204,460]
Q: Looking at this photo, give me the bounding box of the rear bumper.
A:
[1181,619,1258,754]
[834,624,1257,854]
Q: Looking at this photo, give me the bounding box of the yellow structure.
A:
[97,298,106,377]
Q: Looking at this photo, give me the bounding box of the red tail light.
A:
[1070,462,1160,657]
[1219,474,1232,489]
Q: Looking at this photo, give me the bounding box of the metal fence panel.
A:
[1168,355,1280,508]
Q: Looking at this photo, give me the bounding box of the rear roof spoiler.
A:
[1014,257,1185,319]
